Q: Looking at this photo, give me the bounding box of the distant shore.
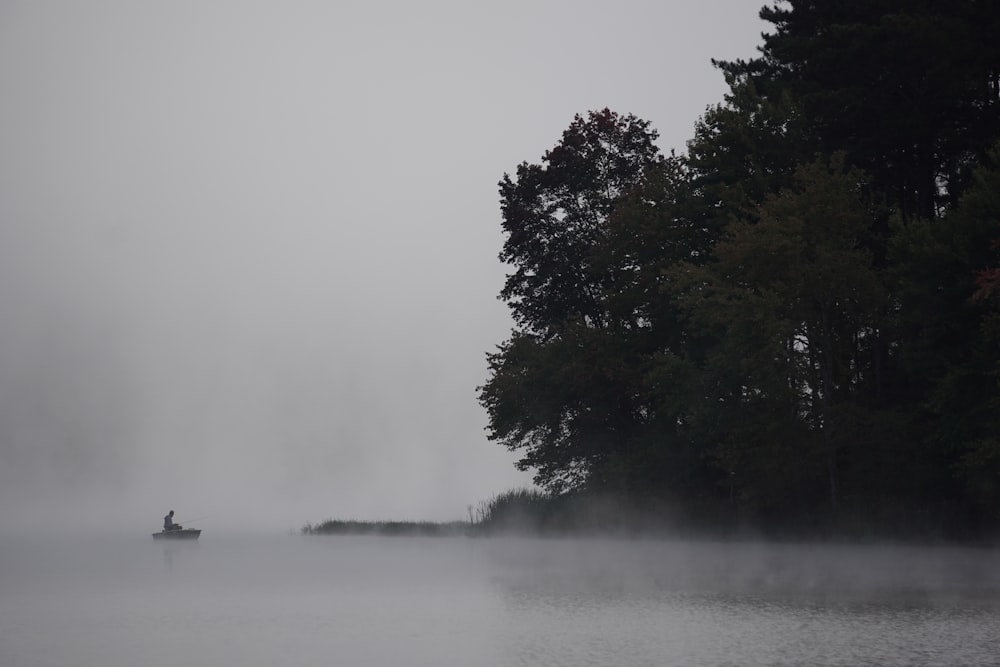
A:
[302,488,1000,545]
[301,519,470,537]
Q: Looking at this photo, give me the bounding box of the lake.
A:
[1,532,997,666]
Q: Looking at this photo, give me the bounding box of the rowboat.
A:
[152,528,201,540]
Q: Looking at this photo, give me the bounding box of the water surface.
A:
[2,533,997,666]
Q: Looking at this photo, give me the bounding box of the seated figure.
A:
[163,510,183,531]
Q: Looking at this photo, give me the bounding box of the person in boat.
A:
[163,510,183,531]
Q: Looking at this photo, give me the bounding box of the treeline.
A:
[478,1,1000,540]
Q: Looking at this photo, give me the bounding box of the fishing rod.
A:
[174,515,209,525]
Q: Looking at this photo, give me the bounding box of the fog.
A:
[3,534,999,666]
[0,1,766,534]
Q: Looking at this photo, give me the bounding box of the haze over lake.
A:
[5,3,997,665]
[0,0,767,532]
[3,533,999,667]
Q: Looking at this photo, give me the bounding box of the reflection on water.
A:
[160,539,201,571]
[1,533,997,667]
[485,538,1000,667]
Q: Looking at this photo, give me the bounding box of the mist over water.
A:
[0,0,766,534]
[3,533,998,667]
[4,4,995,663]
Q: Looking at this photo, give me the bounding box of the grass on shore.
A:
[302,486,1000,544]
[301,519,469,537]
[302,488,552,537]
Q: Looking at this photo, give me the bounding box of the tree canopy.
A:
[479,1,1000,538]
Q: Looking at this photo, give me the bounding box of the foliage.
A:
[479,3,1000,539]
[718,0,1000,220]
[497,108,663,336]
[670,156,888,517]
[887,143,1000,522]
[481,109,664,495]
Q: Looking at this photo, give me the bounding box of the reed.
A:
[301,519,469,537]
[302,487,654,537]
[470,487,551,534]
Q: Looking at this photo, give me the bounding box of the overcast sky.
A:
[0,1,766,533]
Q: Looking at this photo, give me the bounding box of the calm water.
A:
[1,533,998,666]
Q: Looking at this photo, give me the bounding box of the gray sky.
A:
[0,0,766,532]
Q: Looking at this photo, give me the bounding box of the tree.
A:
[480,7,1000,536]
[720,1,1000,220]
[686,75,814,228]
[497,109,662,338]
[670,156,888,519]
[481,109,663,494]
[888,143,1000,524]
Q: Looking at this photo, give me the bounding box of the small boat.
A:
[152,528,201,540]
